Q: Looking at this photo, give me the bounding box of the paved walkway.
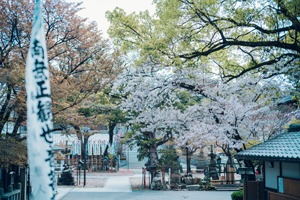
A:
[56,176,132,199]
[55,169,200,199]
[56,188,73,200]
[60,190,234,200]
[73,176,132,193]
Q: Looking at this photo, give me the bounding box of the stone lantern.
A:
[208,145,219,180]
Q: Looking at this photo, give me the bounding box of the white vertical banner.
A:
[25,0,55,199]
[99,141,102,155]
[72,141,76,155]
[92,141,96,155]
[88,141,92,155]
[101,141,105,154]
[94,141,98,155]
[97,141,101,155]
[76,140,81,155]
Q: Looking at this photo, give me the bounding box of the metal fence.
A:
[54,157,119,186]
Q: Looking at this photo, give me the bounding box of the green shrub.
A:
[198,178,203,185]
[204,176,211,182]
[231,190,243,200]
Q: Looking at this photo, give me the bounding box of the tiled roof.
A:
[235,127,300,162]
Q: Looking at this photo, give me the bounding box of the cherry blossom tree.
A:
[107,0,297,177]
[112,61,292,173]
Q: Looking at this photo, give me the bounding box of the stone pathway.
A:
[57,176,132,199]
[102,176,132,192]
[68,176,131,193]
[56,188,73,200]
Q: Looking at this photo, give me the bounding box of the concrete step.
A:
[214,184,241,188]
[215,185,242,191]
[186,185,199,191]
[216,188,240,191]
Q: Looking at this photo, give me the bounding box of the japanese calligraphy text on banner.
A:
[25,0,55,199]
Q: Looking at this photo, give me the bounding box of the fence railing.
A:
[0,183,21,200]
[55,157,119,173]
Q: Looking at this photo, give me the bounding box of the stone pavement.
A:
[56,167,240,200]
[56,172,236,200]
[60,190,234,200]
[70,176,132,193]
[56,171,134,199]
[54,147,236,199]
[56,187,73,200]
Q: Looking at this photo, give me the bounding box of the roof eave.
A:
[234,155,300,163]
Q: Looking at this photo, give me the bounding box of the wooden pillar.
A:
[99,158,102,172]
[20,168,27,200]
[243,179,247,200]
[102,158,105,172]
[3,169,7,193]
[88,155,90,171]
[91,155,93,172]
[96,155,99,171]
[257,181,260,200]
[108,159,111,171]
[95,155,97,172]
[110,159,113,171]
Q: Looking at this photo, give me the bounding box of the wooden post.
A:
[257,181,260,200]
[20,168,27,200]
[91,154,95,172]
[107,159,111,170]
[96,155,99,172]
[243,179,246,200]
[111,159,113,172]
[102,159,105,172]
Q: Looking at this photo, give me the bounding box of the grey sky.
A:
[65,0,156,38]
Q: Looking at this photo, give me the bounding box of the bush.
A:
[198,177,215,190]
[231,190,243,200]
[204,176,211,182]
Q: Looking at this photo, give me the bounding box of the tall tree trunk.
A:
[11,112,24,137]
[108,121,116,145]
[0,106,13,135]
[104,145,109,157]
[73,125,86,161]
[0,84,12,133]
[148,131,159,182]
[187,155,191,173]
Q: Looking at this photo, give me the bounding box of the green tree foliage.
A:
[158,148,180,171]
[106,0,300,84]
[174,90,199,111]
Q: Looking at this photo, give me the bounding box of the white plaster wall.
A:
[265,161,280,189]
[282,162,300,179]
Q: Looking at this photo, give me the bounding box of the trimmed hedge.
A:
[231,190,243,200]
